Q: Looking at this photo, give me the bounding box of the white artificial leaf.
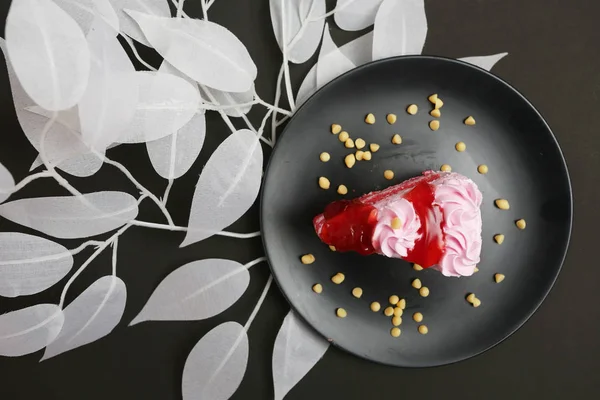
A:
[272,311,330,400]
[6,0,90,111]
[316,24,356,88]
[459,53,508,71]
[334,0,384,31]
[108,0,171,46]
[0,232,73,298]
[180,129,263,246]
[130,259,250,324]
[0,191,139,239]
[146,112,206,179]
[42,276,126,360]
[0,40,101,177]
[202,86,255,118]
[270,0,326,64]
[182,322,248,400]
[372,0,427,60]
[297,31,372,106]
[53,0,119,34]
[126,11,257,93]
[79,19,138,150]
[0,162,15,204]
[0,304,64,356]
[118,71,201,144]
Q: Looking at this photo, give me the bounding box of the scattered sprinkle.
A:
[391,217,402,229]
[466,293,476,303]
[384,170,395,180]
[355,138,366,149]
[495,199,510,210]
[336,308,347,318]
[329,245,336,251]
[344,154,356,168]
[345,138,355,148]
[418,325,429,334]
[413,263,423,271]
[391,327,401,337]
[516,219,526,230]
[331,124,342,134]
[473,298,482,307]
[362,151,372,161]
[387,113,397,124]
[318,177,330,190]
[464,116,476,126]
[389,295,400,305]
[391,134,402,144]
[428,94,438,104]
[352,287,363,298]
[370,302,381,312]
[429,120,440,131]
[434,98,444,109]
[398,298,406,309]
[455,142,466,152]
[411,278,422,289]
[430,108,441,118]
[441,164,452,172]
[355,150,364,161]
[301,254,315,264]
[384,307,394,317]
[413,312,423,323]
[494,273,505,283]
[339,131,349,142]
[394,307,403,317]
[370,143,380,152]
[494,234,505,244]
[331,273,345,284]
[407,104,418,115]
[477,164,489,174]
[365,113,376,124]
[337,185,348,195]
[319,152,330,162]
[419,287,430,297]
[312,284,323,293]
[392,316,402,326]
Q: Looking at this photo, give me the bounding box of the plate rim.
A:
[260,55,574,368]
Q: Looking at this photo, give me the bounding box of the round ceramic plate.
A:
[260,56,572,367]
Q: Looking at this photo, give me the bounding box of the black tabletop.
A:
[1,0,599,399]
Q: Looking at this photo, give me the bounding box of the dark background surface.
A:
[0,0,599,399]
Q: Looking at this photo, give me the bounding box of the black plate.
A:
[260,56,572,367]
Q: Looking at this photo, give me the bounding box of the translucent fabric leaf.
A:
[79,19,138,150]
[118,71,201,144]
[459,53,508,71]
[0,162,15,204]
[130,259,250,324]
[272,311,330,400]
[0,191,139,239]
[0,232,73,298]
[5,0,91,111]
[0,40,102,177]
[182,322,248,400]
[180,129,263,246]
[108,0,171,46]
[334,0,384,31]
[126,11,257,93]
[201,86,254,118]
[42,276,126,360]
[372,0,427,60]
[297,31,372,106]
[316,24,355,88]
[0,304,64,356]
[53,0,120,34]
[270,0,326,64]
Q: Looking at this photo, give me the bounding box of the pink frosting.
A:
[370,172,482,277]
[372,198,421,258]
[431,174,483,277]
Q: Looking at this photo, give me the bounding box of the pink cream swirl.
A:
[372,198,421,258]
[431,173,483,277]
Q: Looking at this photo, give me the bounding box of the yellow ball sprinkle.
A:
[336,308,347,318]
[477,164,488,174]
[393,307,403,317]
[355,150,364,161]
[319,152,330,162]
[362,151,372,161]
[495,199,510,210]
[398,298,406,309]
[344,154,356,168]
[392,316,402,326]
[370,302,381,312]
[413,312,423,322]
[411,278,422,289]
[418,325,429,334]
[331,273,345,284]
[430,108,441,118]
[516,219,527,230]
[466,293,476,303]
[419,287,430,297]
[301,254,315,264]
[464,116,476,126]
[365,113,376,124]
[337,185,348,195]
[370,143,380,152]
[391,327,401,337]
[494,234,505,244]
[440,164,452,172]
[384,170,394,180]
[494,273,505,283]
[428,94,438,104]
[386,114,397,124]
[329,245,336,251]
[391,134,402,144]
[389,295,400,305]
[345,138,355,149]
[407,104,418,115]
[312,283,322,293]
[352,287,363,298]
[331,124,342,134]
[429,120,440,131]
[355,138,366,150]
[455,142,466,152]
[413,263,423,271]
[391,217,402,229]
[384,306,394,317]
[338,131,349,142]
[318,177,330,190]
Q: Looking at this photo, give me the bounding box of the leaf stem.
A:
[271,64,285,144]
[129,219,261,239]
[69,240,105,256]
[112,238,119,276]
[122,36,158,71]
[244,274,273,331]
[0,170,52,195]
